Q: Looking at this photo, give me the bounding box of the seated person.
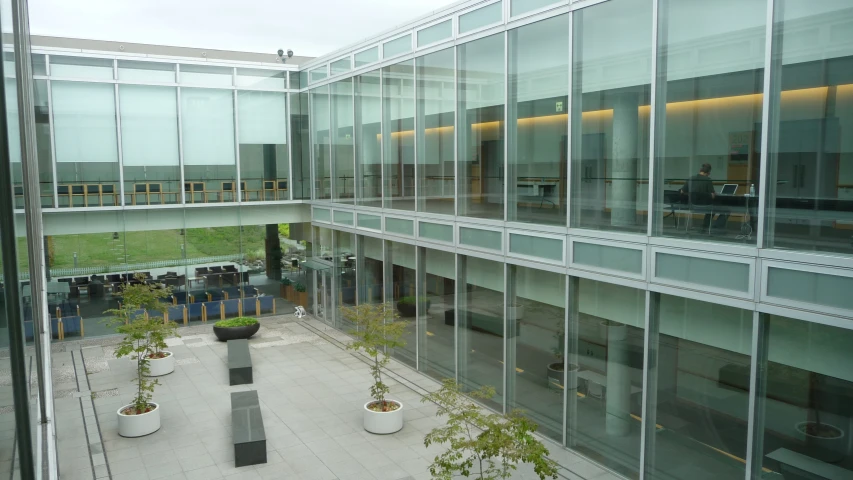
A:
[680,163,728,230]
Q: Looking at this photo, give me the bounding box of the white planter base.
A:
[363,400,403,434]
[145,351,175,377]
[117,402,161,438]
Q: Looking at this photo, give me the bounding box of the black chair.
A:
[86,185,101,207]
[101,184,117,206]
[57,185,71,207]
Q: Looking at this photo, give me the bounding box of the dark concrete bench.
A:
[228,339,253,386]
[231,391,266,467]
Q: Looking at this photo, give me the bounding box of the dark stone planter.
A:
[214,323,260,342]
[397,300,429,318]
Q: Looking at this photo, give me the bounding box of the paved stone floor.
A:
[49,314,623,480]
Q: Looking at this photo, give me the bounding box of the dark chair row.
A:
[165,285,258,305]
[132,296,275,325]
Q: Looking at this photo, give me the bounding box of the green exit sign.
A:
[556,101,564,112]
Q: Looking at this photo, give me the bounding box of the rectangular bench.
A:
[231,391,266,467]
[228,339,253,386]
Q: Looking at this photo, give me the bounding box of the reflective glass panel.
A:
[332,79,355,203]
[459,2,502,34]
[181,88,237,203]
[383,35,412,58]
[312,85,331,200]
[383,61,415,211]
[418,247,456,381]
[238,90,289,201]
[180,64,233,87]
[357,235,384,305]
[355,71,383,207]
[417,20,452,47]
[117,61,175,82]
[416,48,455,215]
[290,92,311,199]
[355,47,379,68]
[389,241,417,368]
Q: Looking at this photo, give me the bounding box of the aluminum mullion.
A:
[503,31,509,223]
[330,83,337,203]
[561,277,569,447]
[379,68,385,208]
[413,58,419,212]
[286,92,294,201]
[647,0,663,238]
[638,289,658,480]
[47,77,59,208]
[756,0,778,249]
[453,46,459,218]
[175,86,187,206]
[501,262,508,414]
[308,92,315,201]
[565,11,574,228]
[115,83,126,206]
[414,246,420,371]
[351,78,356,205]
[233,89,242,204]
[744,311,761,480]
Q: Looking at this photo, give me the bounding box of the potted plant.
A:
[294,282,307,307]
[396,296,430,318]
[340,303,408,434]
[547,322,578,392]
[104,277,177,437]
[795,372,846,463]
[213,317,260,342]
[422,379,559,479]
[280,277,293,301]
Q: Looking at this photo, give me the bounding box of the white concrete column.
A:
[610,93,639,228]
[605,322,631,436]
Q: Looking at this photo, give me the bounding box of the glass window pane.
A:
[385,217,414,236]
[766,0,853,255]
[649,294,753,479]
[309,67,328,83]
[236,68,286,89]
[354,47,379,68]
[117,61,175,82]
[357,213,381,230]
[383,61,415,210]
[459,2,502,34]
[571,0,653,234]
[335,230,357,328]
[419,221,453,243]
[181,88,237,202]
[458,255,505,410]
[50,55,113,80]
[312,85,331,200]
[568,278,646,478]
[654,0,766,244]
[332,79,355,203]
[120,85,181,205]
[417,48,455,215]
[508,15,569,226]
[511,0,559,17]
[357,235,384,305]
[509,233,563,261]
[31,53,46,76]
[508,266,565,441]
[289,71,301,90]
[389,241,417,367]
[180,64,233,87]
[299,70,308,90]
[356,71,383,207]
[417,20,452,47]
[756,316,853,473]
[459,226,502,250]
[52,81,120,207]
[9,78,53,207]
[330,57,352,75]
[238,91,289,201]
[383,35,412,58]
[291,92,311,199]
[458,33,505,220]
[418,247,456,380]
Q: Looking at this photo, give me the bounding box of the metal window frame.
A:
[568,236,647,281]
[759,259,853,318]
[415,17,456,50]
[650,246,756,301]
[508,0,569,21]
[456,223,505,255]
[383,213,416,237]
[332,208,355,226]
[381,33,415,61]
[312,206,332,223]
[417,218,455,244]
[506,228,566,265]
[457,0,505,38]
[353,45,381,69]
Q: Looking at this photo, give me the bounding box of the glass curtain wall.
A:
[332,79,355,203]
[765,0,853,256]
[334,230,356,328]
[653,0,766,244]
[508,15,569,226]
[571,0,653,234]
[417,247,455,381]
[754,315,853,476]
[388,241,417,367]
[357,235,383,305]
[416,48,455,215]
[568,278,645,479]
[383,61,415,211]
[6,75,53,207]
[237,90,289,201]
[52,81,120,207]
[648,295,753,480]
[290,91,311,199]
[181,88,237,203]
[312,85,331,200]
[457,255,504,410]
[507,265,565,441]
[458,34,505,220]
[120,85,181,206]
[355,71,382,207]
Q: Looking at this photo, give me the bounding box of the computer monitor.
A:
[720,184,738,195]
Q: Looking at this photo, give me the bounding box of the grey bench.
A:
[766,448,852,480]
[231,391,266,467]
[228,339,252,385]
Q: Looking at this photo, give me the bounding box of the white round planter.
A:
[795,421,846,463]
[363,400,403,434]
[117,402,161,438]
[145,351,175,377]
[599,321,627,341]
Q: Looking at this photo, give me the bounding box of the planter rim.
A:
[795,421,845,438]
[117,402,160,417]
[363,400,403,412]
[548,362,579,371]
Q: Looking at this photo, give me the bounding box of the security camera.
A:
[277,49,284,57]
[286,49,293,58]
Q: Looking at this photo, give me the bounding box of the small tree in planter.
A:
[340,303,408,434]
[422,379,559,480]
[104,277,178,437]
[547,321,578,392]
[280,277,293,301]
[294,282,307,307]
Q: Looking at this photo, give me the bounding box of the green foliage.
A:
[294,282,306,292]
[340,303,408,411]
[397,296,429,306]
[422,379,559,480]
[280,277,292,286]
[215,317,259,328]
[245,248,266,263]
[104,275,178,415]
[278,224,290,238]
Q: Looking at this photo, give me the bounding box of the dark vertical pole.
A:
[0,18,35,479]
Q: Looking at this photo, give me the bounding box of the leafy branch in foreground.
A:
[422,379,559,480]
[340,303,407,411]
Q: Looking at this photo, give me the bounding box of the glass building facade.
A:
[2,0,853,478]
